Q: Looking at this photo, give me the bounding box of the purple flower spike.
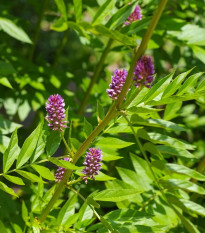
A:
[133,56,155,88]
[106,69,128,100]
[125,5,142,25]
[45,94,68,131]
[82,148,102,184]
[55,157,69,182]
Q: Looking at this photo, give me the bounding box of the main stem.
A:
[38,0,168,223]
[78,39,113,115]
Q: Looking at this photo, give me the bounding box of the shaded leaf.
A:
[0,181,18,197]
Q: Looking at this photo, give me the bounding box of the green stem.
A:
[115,0,168,109]
[61,133,73,156]
[53,28,70,67]
[68,186,101,221]
[69,186,113,233]
[38,0,168,222]
[29,0,48,61]
[67,177,81,186]
[122,113,162,190]
[78,39,113,115]
[122,113,190,229]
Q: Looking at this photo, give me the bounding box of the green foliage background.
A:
[0,0,205,232]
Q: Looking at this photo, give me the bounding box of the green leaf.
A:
[50,17,68,32]
[141,72,174,103]
[179,199,205,217]
[92,0,117,25]
[147,92,202,106]
[105,208,153,221]
[31,164,55,181]
[128,106,162,114]
[106,124,141,134]
[16,123,43,168]
[0,17,32,43]
[12,223,23,233]
[16,170,45,183]
[46,130,61,156]
[0,61,16,76]
[178,24,205,46]
[87,196,100,209]
[3,175,25,185]
[49,157,80,170]
[30,129,46,163]
[106,2,138,29]
[0,181,18,197]
[94,171,115,181]
[160,179,205,194]
[96,137,134,148]
[83,118,93,138]
[130,153,153,183]
[57,193,77,226]
[97,101,105,122]
[94,189,143,202]
[173,207,200,233]
[156,145,196,159]
[73,0,82,22]
[192,45,205,64]
[116,167,151,191]
[165,163,205,181]
[22,201,28,223]
[147,132,195,150]
[131,115,185,132]
[3,128,19,173]
[0,220,8,233]
[164,102,182,121]
[177,72,203,96]
[0,77,13,89]
[162,68,194,98]
[54,0,67,19]
[0,114,22,135]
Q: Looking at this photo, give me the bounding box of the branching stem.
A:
[78,39,113,115]
[38,0,168,223]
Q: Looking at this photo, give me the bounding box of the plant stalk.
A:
[53,28,70,67]
[29,0,48,61]
[38,0,168,222]
[78,39,113,115]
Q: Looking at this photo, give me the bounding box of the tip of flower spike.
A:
[133,55,155,89]
[55,157,70,182]
[46,94,68,131]
[124,5,142,25]
[107,69,128,100]
[81,148,102,184]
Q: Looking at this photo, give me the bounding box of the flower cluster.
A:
[45,94,67,131]
[133,55,155,88]
[82,148,102,184]
[106,69,128,100]
[125,5,142,25]
[55,157,69,182]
